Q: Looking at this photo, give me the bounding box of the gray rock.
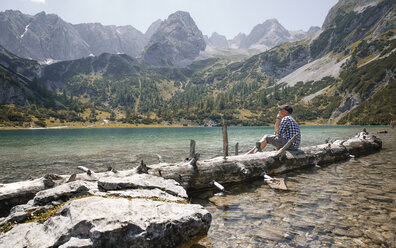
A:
[74,23,146,58]
[98,174,187,198]
[59,237,93,248]
[0,80,28,105]
[0,178,45,217]
[0,197,211,248]
[141,11,206,67]
[145,19,162,42]
[106,188,187,202]
[229,33,246,49]
[33,181,97,205]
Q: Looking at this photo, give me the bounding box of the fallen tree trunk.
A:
[146,131,382,192]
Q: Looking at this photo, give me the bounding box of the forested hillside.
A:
[0,0,395,128]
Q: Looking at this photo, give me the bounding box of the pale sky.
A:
[0,0,338,39]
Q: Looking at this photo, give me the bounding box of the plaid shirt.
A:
[276,115,301,148]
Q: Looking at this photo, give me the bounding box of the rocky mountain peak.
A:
[240,18,290,50]
[141,11,206,67]
[207,32,229,49]
[166,11,195,26]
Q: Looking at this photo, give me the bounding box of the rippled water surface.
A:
[0,126,395,247]
[190,127,396,247]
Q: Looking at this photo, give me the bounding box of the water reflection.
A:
[191,130,396,247]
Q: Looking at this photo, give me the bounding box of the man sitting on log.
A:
[248,104,301,154]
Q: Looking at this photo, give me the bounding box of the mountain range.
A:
[0,9,318,66]
[0,0,395,127]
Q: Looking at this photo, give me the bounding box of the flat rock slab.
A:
[34,181,98,205]
[98,174,188,198]
[0,196,211,248]
[106,188,187,202]
[0,178,45,217]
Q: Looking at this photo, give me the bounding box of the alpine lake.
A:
[0,126,395,247]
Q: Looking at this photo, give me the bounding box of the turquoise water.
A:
[0,126,381,183]
[1,126,394,247]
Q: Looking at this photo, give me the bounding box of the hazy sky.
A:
[0,0,338,39]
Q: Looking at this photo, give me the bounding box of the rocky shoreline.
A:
[0,174,211,247]
[0,130,382,247]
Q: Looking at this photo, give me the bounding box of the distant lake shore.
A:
[0,121,363,131]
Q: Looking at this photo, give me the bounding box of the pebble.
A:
[389,211,396,220]
[366,195,393,203]
[365,229,386,244]
[381,232,395,242]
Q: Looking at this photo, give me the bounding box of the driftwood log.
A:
[0,131,382,217]
[146,131,382,192]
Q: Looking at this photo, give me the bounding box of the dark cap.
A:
[278,104,293,114]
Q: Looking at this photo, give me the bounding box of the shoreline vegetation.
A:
[0,121,369,130]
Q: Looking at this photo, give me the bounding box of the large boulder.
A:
[0,197,211,248]
[0,174,211,247]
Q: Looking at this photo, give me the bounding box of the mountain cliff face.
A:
[144,19,162,42]
[0,44,64,108]
[141,11,206,67]
[310,0,392,59]
[322,0,381,29]
[74,23,146,58]
[0,10,90,62]
[0,44,41,80]
[0,10,146,62]
[229,33,246,49]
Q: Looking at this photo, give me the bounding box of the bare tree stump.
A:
[190,140,196,159]
[222,124,228,158]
